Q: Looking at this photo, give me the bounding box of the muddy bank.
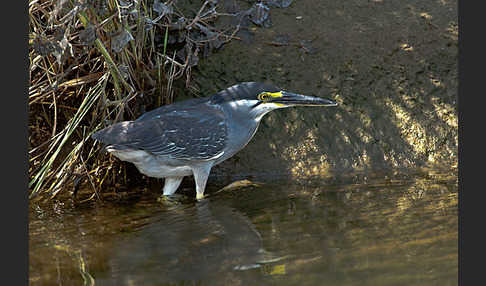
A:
[28,0,457,198]
[191,0,457,179]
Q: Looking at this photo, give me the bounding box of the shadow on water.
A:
[30,169,457,286]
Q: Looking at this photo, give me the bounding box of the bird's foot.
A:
[157,193,192,205]
[196,192,205,201]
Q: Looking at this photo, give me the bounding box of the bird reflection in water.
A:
[97,199,284,285]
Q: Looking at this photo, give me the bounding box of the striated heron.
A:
[92,82,338,200]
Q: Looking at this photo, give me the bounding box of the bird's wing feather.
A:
[135,97,208,121]
[93,104,227,160]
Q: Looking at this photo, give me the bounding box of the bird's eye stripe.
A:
[258,93,270,101]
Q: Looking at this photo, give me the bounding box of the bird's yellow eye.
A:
[258,92,271,101]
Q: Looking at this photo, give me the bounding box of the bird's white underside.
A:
[105,98,285,199]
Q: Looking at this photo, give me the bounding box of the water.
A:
[29,169,457,285]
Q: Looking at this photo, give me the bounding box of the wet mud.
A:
[191,0,457,179]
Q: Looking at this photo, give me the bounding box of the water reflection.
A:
[96,200,275,285]
[29,170,457,286]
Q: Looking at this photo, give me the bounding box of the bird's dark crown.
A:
[210,82,281,104]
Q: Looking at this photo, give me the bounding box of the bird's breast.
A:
[215,118,260,164]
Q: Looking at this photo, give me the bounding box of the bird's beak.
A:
[271,91,338,107]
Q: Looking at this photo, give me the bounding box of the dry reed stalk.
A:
[29,0,242,200]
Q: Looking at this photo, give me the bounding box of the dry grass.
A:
[28,0,240,200]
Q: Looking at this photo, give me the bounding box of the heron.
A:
[92,82,337,200]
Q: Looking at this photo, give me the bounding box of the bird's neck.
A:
[219,101,262,150]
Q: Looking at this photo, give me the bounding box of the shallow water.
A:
[29,169,457,285]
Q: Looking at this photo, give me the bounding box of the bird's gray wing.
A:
[93,105,227,161]
[135,97,208,121]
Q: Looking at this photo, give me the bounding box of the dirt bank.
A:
[191,0,457,179]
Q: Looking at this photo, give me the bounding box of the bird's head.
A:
[211,82,338,121]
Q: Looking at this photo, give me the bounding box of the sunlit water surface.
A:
[30,169,457,285]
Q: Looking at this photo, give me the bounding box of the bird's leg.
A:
[191,163,213,200]
[158,177,187,205]
[162,177,183,196]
